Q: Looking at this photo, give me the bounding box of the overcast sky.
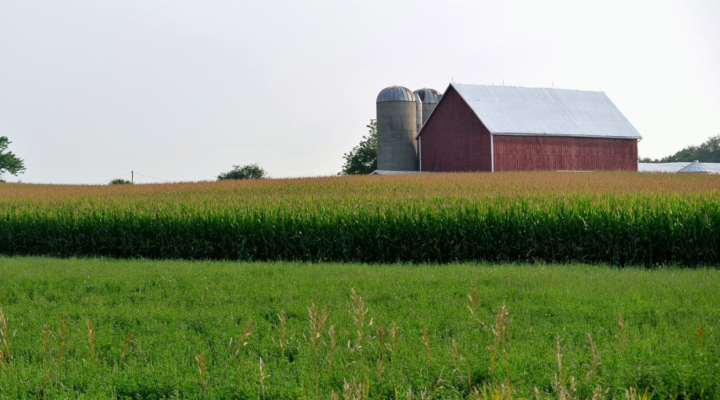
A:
[1,0,719,183]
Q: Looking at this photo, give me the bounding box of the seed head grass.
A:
[0,257,719,398]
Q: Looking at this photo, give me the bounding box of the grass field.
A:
[2,172,720,266]
[0,257,718,399]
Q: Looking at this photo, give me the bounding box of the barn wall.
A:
[493,136,638,172]
[418,86,492,172]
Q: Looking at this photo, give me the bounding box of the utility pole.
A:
[131,171,133,184]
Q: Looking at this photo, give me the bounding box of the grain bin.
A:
[376,86,418,171]
[413,88,442,125]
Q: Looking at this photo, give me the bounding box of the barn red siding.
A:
[418,86,492,172]
[493,136,638,172]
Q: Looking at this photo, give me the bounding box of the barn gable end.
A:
[417,85,492,172]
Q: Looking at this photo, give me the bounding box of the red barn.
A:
[416,84,641,172]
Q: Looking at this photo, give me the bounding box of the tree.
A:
[0,136,26,182]
[640,134,720,163]
[340,119,377,175]
[109,178,133,185]
[217,164,266,180]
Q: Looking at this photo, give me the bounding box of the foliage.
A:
[109,178,133,185]
[341,119,377,175]
[1,173,720,267]
[0,136,26,182]
[640,134,720,163]
[217,164,266,180]
[0,257,718,398]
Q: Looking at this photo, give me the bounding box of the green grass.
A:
[0,257,719,399]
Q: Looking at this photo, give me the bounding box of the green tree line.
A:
[640,134,720,163]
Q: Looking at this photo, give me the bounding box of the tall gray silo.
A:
[413,88,442,126]
[376,86,418,171]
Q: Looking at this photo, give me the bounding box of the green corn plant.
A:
[1,179,719,267]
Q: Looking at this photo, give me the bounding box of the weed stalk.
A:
[489,304,510,381]
[83,318,99,368]
[119,329,135,366]
[56,313,67,364]
[307,301,328,398]
[421,326,432,367]
[231,319,255,359]
[616,314,626,357]
[585,333,601,386]
[449,338,471,393]
[0,307,12,379]
[195,353,209,388]
[326,325,337,375]
[386,321,400,356]
[697,320,703,354]
[276,310,287,357]
[259,356,269,400]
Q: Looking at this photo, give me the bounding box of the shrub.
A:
[109,179,133,185]
[217,164,266,180]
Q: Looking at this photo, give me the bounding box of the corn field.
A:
[1,172,719,266]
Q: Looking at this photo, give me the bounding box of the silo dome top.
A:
[377,86,416,102]
[413,88,442,104]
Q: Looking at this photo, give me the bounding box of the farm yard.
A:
[1,172,720,399]
[4,0,720,398]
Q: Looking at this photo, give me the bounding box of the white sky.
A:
[1,0,719,183]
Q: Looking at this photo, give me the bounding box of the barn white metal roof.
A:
[450,84,642,139]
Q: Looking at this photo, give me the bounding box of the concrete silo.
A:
[413,88,443,125]
[376,86,418,171]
